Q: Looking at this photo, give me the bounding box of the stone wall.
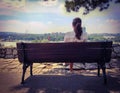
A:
[0,48,17,59]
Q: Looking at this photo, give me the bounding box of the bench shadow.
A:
[11,74,120,93]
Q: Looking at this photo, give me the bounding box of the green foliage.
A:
[88,33,120,43]
[65,0,120,15]
[0,32,65,42]
[88,34,107,41]
[41,39,49,43]
[0,32,120,43]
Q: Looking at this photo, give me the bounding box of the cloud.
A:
[0,2,16,16]
[0,20,26,32]
[0,20,60,34]
[0,9,13,16]
[38,0,58,7]
[105,19,120,33]
[0,0,26,12]
[20,0,60,14]
[27,21,47,33]
[47,21,53,24]
[86,19,120,33]
[27,21,71,34]
[106,19,120,25]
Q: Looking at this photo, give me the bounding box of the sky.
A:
[0,0,120,34]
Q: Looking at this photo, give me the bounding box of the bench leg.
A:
[102,65,107,84]
[21,64,28,84]
[100,63,107,85]
[97,64,100,77]
[30,63,33,76]
[70,63,73,72]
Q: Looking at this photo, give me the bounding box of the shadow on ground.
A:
[11,74,120,93]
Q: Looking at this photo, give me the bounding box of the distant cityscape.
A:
[0,32,120,44]
[0,31,120,57]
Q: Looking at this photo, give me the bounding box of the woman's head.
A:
[72,17,82,40]
[72,17,81,27]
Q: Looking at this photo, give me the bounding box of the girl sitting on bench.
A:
[64,17,88,72]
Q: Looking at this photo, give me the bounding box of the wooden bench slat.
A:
[22,42,112,48]
[17,42,112,63]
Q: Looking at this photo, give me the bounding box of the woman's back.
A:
[64,29,88,42]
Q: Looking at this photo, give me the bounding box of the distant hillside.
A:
[0,32,120,42]
[88,33,120,42]
[0,32,65,42]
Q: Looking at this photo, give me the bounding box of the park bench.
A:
[17,41,112,84]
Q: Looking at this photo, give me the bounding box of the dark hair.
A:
[72,17,82,40]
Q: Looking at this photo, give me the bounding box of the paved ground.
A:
[0,58,120,93]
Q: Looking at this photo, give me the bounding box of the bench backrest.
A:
[17,41,112,63]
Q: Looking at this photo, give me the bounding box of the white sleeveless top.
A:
[64,30,88,42]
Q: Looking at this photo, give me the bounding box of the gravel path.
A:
[0,58,120,93]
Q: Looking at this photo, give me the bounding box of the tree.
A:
[64,0,120,15]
